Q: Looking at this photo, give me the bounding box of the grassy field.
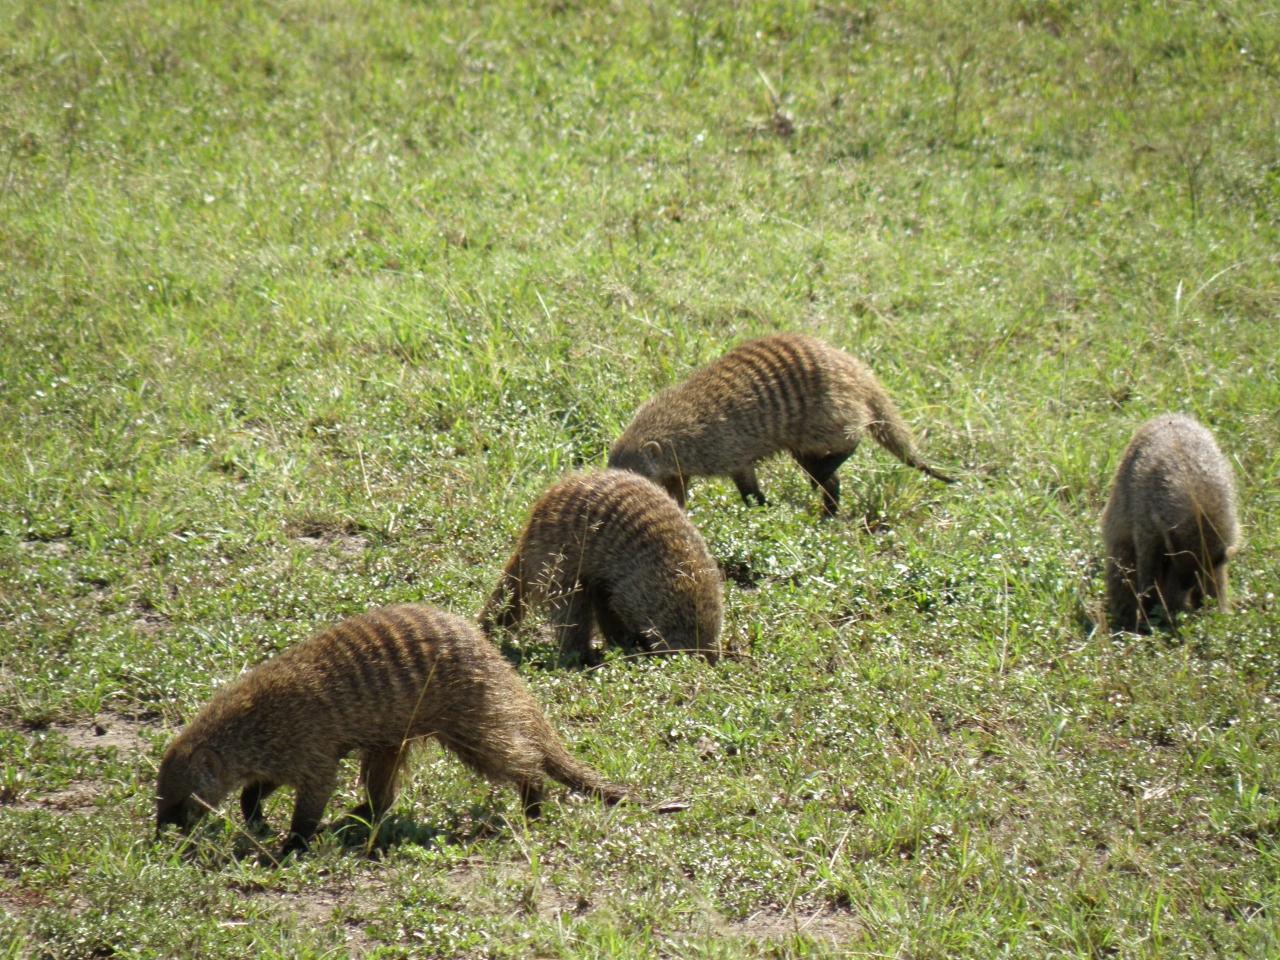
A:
[2,0,1279,955]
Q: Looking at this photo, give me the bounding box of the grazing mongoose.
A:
[607,333,954,517]
[1101,414,1240,633]
[481,470,723,666]
[155,604,625,855]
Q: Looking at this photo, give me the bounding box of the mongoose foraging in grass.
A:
[155,604,625,855]
[607,333,954,517]
[480,470,723,665]
[1101,414,1239,633]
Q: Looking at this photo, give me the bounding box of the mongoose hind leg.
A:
[443,736,546,818]
[793,450,852,518]
[1210,560,1230,611]
[353,745,406,821]
[518,780,545,819]
[731,467,767,507]
[241,781,280,828]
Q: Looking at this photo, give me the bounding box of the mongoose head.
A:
[607,438,670,482]
[645,633,720,663]
[155,737,227,837]
[638,594,722,663]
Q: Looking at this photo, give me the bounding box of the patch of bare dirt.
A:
[287,518,370,569]
[18,536,71,558]
[726,905,863,945]
[0,880,55,916]
[131,598,171,634]
[287,516,365,542]
[247,875,387,956]
[429,859,866,949]
[2,715,159,812]
[444,862,861,949]
[50,715,156,755]
[294,531,369,556]
[12,782,101,813]
[441,860,588,921]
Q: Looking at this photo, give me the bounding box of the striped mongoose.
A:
[1101,414,1239,632]
[156,604,625,854]
[481,470,723,666]
[608,333,953,517]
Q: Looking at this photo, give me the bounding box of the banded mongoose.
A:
[608,333,954,517]
[1101,414,1240,633]
[155,604,625,855]
[481,470,723,665]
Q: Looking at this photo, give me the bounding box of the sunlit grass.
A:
[2,0,1278,956]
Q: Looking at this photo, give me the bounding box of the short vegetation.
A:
[2,0,1278,956]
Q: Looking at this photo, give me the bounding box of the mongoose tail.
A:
[866,396,956,484]
[542,738,628,806]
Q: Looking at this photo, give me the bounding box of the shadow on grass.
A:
[167,802,519,867]
[326,804,513,860]
[495,632,666,672]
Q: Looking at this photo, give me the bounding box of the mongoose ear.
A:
[191,746,224,795]
[641,440,662,466]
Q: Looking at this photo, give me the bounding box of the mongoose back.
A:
[607,333,954,517]
[481,470,723,666]
[1101,414,1239,632]
[155,604,625,855]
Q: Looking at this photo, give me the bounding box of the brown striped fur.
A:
[608,333,954,517]
[156,604,624,855]
[481,470,723,666]
[1101,414,1239,633]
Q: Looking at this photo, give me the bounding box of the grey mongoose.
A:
[481,470,723,665]
[608,333,954,517]
[156,604,625,855]
[1101,414,1239,632]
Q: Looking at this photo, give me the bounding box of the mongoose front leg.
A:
[731,467,767,507]
[591,589,649,656]
[282,773,337,855]
[1158,554,1203,627]
[1104,555,1140,633]
[355,746,406,821]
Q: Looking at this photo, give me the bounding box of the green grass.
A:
[3,0,1279,955]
